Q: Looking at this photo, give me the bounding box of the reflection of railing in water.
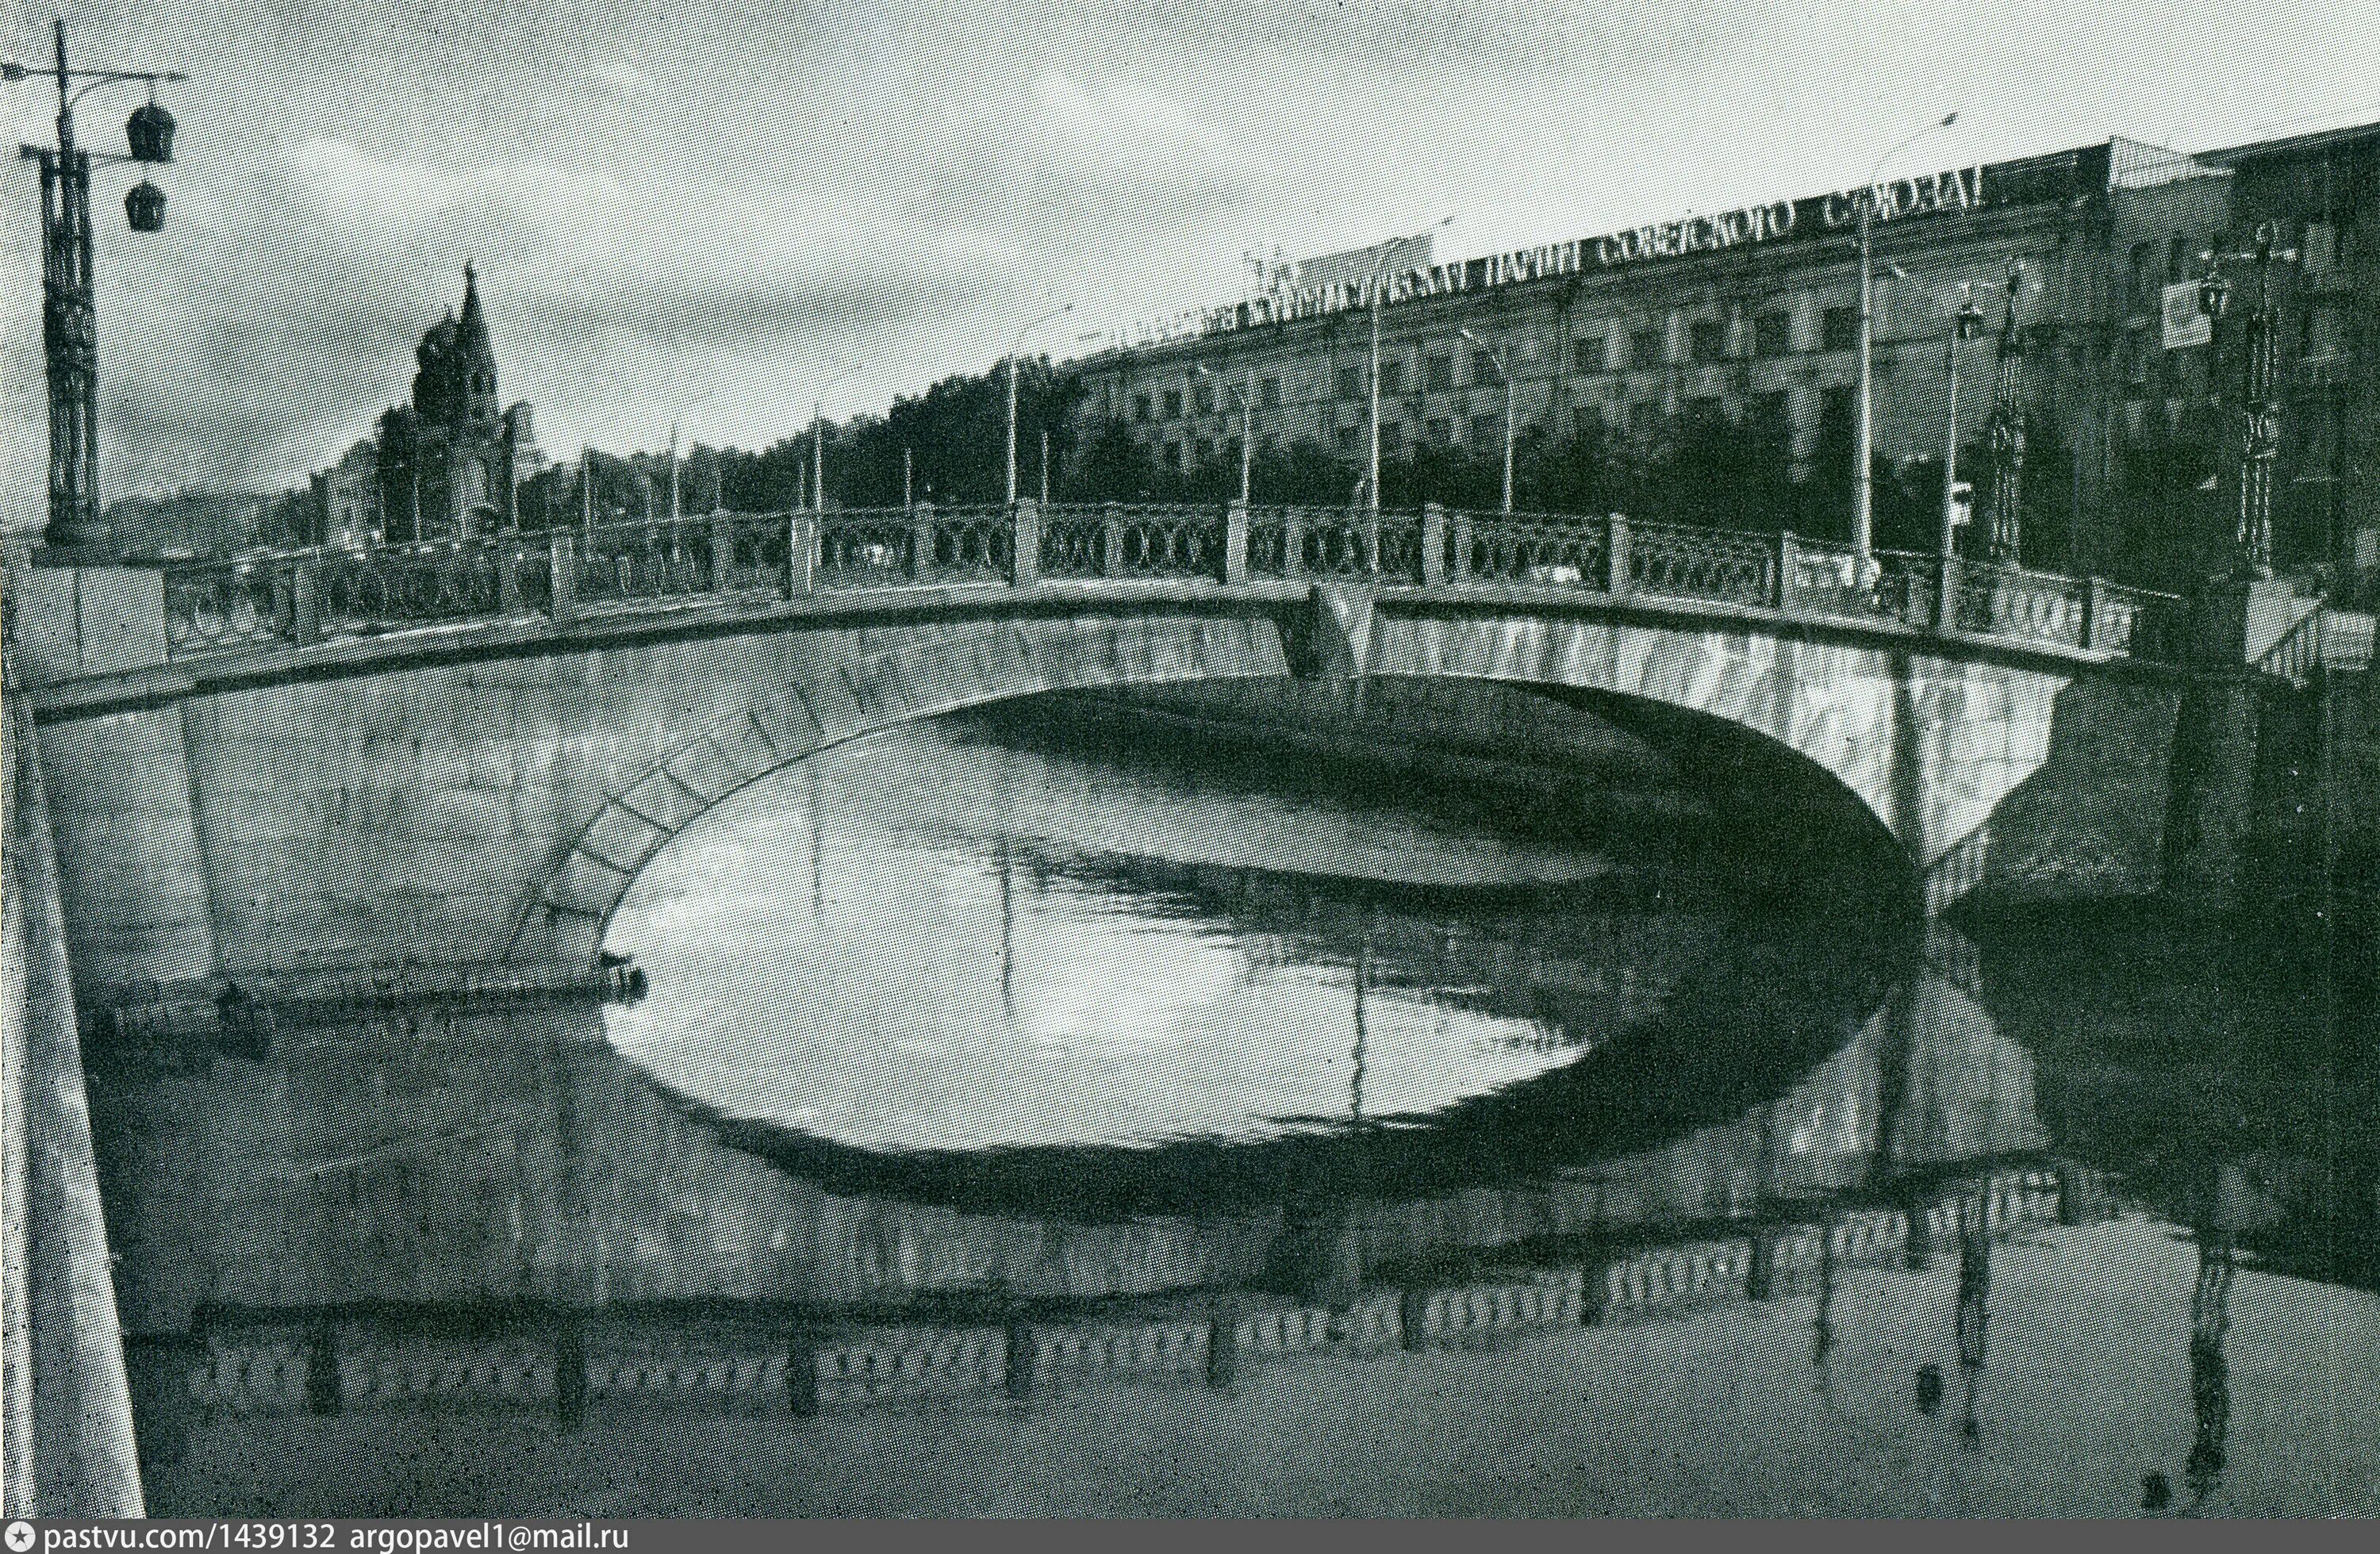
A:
[143,1165,2088,1429]
[151,504,2188,667]
[80,957,646,1043]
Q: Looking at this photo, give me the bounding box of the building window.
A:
[1820,385,1854,430]
[1258,432,1279,457]
[1630,328,1665,370]
[1467,348,1497,385]
[1161,388,1183,420]
[1469,412,1500,447]
[1686,394,1726,426]
[1334,426,1360,456]
[1821,305,1858,352]
[1195,436,1215,465]
[1689,318,1727,363]
[1380,359,1406,394]
[1163,441,1182,468]
[1133,393,1152,423]
[1192,382,1215,415]
[1628,401,1661,442]
[2129,240,2154,312]
[1337,365,1362,400]
[1753,389,1791,428]
[1259,375,1280,409]
[1753,312,1792,359]
[1572,404,1605,441]
[1425,417,1452,446]
[2167,234,2189,285]
[1380,421,1404,455]
[1425,354,1454,392]
[1572,336,1608,374]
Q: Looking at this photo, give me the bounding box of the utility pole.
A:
[1039,428,1049,505]
[1855,113,1960,575]
[667,422,680,525]
[1941,282,1986,558]
[1367,276,1383,512]
[904,446,913,511]
[1004,303,1074,506]
[1460,328,1516,515]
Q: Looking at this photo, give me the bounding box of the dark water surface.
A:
[86,683,2378,1517]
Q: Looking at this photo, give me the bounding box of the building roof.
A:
[2196,113,2380,167]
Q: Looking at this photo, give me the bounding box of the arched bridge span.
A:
[14,501,2212,988]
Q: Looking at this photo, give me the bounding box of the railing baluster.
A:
[131,505,2188,666]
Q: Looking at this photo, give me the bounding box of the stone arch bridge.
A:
[10,499,2282,992]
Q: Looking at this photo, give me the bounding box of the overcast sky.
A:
[2,0,2374,520]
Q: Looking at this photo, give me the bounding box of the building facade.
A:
[307,437,380,549]
[367,267,543,543]
[2199,120,2380,594]
[1076,123,2376,594]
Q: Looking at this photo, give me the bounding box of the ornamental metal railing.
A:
[152,501,2189,667]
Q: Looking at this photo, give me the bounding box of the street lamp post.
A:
[808,363,856,516]
[1190,363,1253,504]
[1004,303,1075,506]
[8,20,185,551]
[1363,217,1453,512]
[1856,112,1960,575]
[1984,262,2030,566]
[1940,282,1987,559]
[2198,222,2297,580]
[1457,328,1515,515]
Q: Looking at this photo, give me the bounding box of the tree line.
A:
[503,355,2081,572]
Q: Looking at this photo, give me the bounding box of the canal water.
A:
[83,679,2377,1517]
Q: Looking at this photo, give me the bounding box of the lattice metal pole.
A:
[1984,262,2028,566]
[2237,228,2286,580]
[2198,222,2297,581]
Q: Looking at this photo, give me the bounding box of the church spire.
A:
[452,263,497,424]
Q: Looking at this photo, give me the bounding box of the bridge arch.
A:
[28,585,2188,990]
[509,595,2182,965]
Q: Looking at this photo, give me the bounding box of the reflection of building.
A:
[1078,121,2378,591]
[370,267,542,542]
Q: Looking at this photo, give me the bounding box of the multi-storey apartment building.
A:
[1075,123,2374,593]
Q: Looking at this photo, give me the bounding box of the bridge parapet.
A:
[13,502,2190,689]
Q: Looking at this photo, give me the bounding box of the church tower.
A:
[454,263,500,435]
[378,265,532,540]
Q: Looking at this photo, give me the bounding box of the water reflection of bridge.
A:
[140,1165,2081,1433]
[94,907,2048,1425]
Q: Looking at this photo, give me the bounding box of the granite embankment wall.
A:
[4,686,144,1515]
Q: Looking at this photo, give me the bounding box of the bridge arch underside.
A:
[1366,602,2187,918]
[35,595,2187,990]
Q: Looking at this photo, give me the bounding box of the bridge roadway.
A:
[12,499,2278,993]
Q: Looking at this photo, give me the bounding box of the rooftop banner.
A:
[1284,231,1438,295]
[1107,144,2107,355]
